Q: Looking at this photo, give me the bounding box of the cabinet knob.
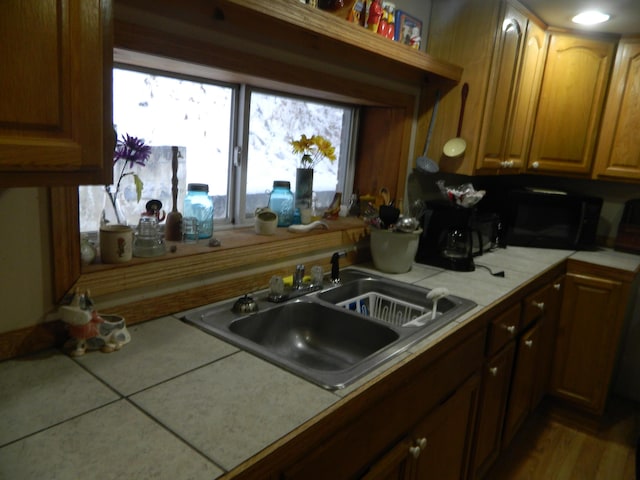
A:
[532,161,540,169]
[409,445,421,459]
[504,325,516,335]
[489,366,498,376]
[532,301,545,311]
[553,283,561,291]
[417,437,427,450]
[525,339,534,348]
[500,160,514,168]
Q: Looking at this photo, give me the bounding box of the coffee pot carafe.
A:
[415,200,477,272]
[442,226,473,259]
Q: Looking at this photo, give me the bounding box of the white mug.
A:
[255,208,278,235]
[100,225,133,263]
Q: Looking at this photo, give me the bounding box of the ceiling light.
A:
[572,10,610,25]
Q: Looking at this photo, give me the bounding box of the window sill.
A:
[74,217,369,324]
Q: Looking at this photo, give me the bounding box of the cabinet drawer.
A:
[522,285,549,329]
[486,303,521,356]
[282,330,485,480]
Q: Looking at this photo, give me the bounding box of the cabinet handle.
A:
[553,283,561,291]
[532,161,540,169]
[500,160,514,168]
[525,339,534,348]
[503,325,516,335]
[532,301,545,311]
[409,445,421,459]
[489,366,498,376]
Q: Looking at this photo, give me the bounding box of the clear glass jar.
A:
[183,183,214,239]
[268,180,294,227]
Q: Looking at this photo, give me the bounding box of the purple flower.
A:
[113,134,151,168]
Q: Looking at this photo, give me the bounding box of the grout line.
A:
[123,397,229,474]
[0,397,122,450]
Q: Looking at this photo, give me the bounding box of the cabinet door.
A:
[502,321,542,447]
[476,4,527,172]
[531,276,563,409]
[410,374,480,480]
[550,272,625,414]
[505,19,546,170]
[471,342,516,480]
[593,39,640,181]
[528,32,614,175]
[0,0,112,187]
[360,438,413,480]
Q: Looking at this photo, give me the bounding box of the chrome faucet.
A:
[267,263,321,303]
[293,264,305,290]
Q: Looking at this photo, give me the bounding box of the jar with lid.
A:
[268,180,294,227]
[183,183,214,239]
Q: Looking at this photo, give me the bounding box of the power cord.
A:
[475,263,505,277]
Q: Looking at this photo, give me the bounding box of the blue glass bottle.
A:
[268,181,294,227]
[184,183,214,239]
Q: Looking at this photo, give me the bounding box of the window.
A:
[79,62,357,233]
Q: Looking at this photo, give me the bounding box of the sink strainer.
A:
[338,292,437,327]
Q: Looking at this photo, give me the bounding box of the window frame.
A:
[236,85,358,226]
[98,57,358,230]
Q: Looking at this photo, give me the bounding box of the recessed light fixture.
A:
[572,10,610,25]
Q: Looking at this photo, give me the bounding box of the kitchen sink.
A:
[182,268,476,389]
[229,300,399,372]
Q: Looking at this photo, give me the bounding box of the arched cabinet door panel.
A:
[0,0,113,187]
[594,39,640,182]
[528,32,614,175]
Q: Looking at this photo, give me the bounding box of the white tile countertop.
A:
[1,247,638,479]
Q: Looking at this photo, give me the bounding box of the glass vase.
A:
[295,167,314,210]
[101,186,127,227]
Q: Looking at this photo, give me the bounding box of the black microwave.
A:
[504,188,602,250]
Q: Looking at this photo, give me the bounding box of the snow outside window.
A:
[78,66,355,233]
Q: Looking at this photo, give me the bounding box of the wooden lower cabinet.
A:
[280,330,485,480]
[363,374,480,480]
[550,263,634,414]
[502,320,542,447]
[409,374,480,480]
[470,341,516,479]
[360,437,414,480]
[471,277,562,479]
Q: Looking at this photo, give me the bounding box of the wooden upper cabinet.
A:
[593,38,640,182]
[504,20,547,170]
[527,32,615,175]
[427,0,544,176]
[0,0,113,187]
[476,3,551,176]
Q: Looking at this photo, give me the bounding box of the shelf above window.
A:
[117,0,463,85]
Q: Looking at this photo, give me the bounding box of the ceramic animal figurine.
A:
[59,289,131,356]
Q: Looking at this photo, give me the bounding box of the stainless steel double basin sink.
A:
[183,268,476,390]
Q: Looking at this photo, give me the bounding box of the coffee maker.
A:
[415,200,480,271]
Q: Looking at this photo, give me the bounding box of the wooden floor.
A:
[488,397,639,480]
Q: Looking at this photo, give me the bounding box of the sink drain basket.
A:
[337,292,431,327]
